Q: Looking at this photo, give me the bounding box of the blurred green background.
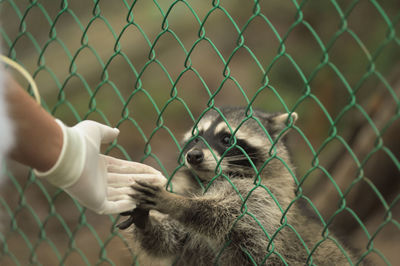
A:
[0,0,399,265]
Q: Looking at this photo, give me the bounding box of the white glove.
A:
[34,120,164,214]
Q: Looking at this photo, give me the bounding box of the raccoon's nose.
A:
[187,149,204,165]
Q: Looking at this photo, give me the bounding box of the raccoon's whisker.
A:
[223,152,259,158]
[220,162,256,170]
[200,159,256,167]
[222,156,258,162]
[221,156,259,162]
[196,155,259,167]
[192,160,255,170]
[206,154,260,162]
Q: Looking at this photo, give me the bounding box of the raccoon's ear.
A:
[268,112,298,139]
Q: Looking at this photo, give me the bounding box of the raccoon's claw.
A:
[116,209,135,229]
[133,180,160,195]
[130,180,161,207]
[117,215,135,230]
[120,210,134,216]
[117,208,150,230]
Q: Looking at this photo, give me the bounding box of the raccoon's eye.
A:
[221,134,231,146]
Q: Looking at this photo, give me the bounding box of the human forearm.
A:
[5,77,62,172]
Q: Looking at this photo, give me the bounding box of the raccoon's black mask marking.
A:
[182,110,265,177]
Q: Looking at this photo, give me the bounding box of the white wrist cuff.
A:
[34,119,86,188]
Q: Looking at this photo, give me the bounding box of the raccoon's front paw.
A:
[131,180,173,214]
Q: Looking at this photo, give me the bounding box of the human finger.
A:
[107,173,165,187]
[103,155,162,175]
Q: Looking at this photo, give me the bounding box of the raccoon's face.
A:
[181,107,297,182]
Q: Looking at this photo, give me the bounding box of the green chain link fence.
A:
[0,0,399,265]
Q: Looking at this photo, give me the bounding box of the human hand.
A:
[100,155,165,214]
[34,120,164,214]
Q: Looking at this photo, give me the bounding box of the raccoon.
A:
[119,107,356,265]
